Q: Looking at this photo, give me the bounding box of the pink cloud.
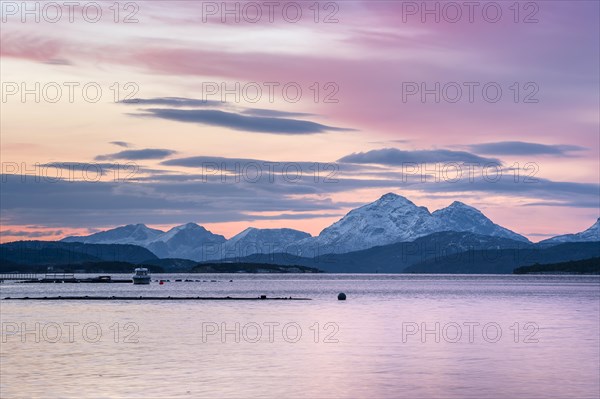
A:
[0,32,66,63]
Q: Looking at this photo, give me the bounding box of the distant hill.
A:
[140,258,198,272]
[3,232,599,274]
[221,231,530,273]
[222,236,599,274]
[404,242,600,274]
[0,241,157,268]
[310,231,529,273]
[191,262,321,274]
[514,257,600,275]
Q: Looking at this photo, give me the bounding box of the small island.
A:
[190,262,322,274]
[514,257,600,275]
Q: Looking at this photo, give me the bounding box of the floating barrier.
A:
[3,295,311,301]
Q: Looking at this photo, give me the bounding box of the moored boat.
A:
[132,268,151,285]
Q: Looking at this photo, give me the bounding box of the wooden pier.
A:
[17,275,132,284]
[0,273,39,282]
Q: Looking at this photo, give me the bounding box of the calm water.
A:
[1,274,599,399]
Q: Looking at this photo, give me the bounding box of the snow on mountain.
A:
[61,224,164,245]
[61,193,531,260]
[296,193,442,255]
[146,223,226,261]
[432,201,530,243]
[295,193,529,255]
[62,223,225,261]
[219,227,311,259]
[540,218,600,244]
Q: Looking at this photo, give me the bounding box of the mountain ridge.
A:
[57,193,597,261]
[293,193,530,255]
[540,218,600,244]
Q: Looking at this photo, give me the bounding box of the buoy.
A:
[337,292,346,301]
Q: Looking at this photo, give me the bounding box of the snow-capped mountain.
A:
[432,201,529,243]
[220,228,311,259]
[295,193,442,256]
[62,223,225,261]
[146,223,226,261]
[61,193,531,260]
[295,193,529,255]
[540,218,600,244]
[62,224,164,245]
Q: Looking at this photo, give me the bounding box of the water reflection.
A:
[1,275,598,398]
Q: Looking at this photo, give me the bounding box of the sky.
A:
[0,0,599,243]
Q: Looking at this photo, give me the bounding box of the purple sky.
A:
[1,1,598,241]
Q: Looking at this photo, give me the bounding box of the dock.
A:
[21,276,132,284]
[1,273,132,284]
[2,273,230,284]
[0,273,39,282]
